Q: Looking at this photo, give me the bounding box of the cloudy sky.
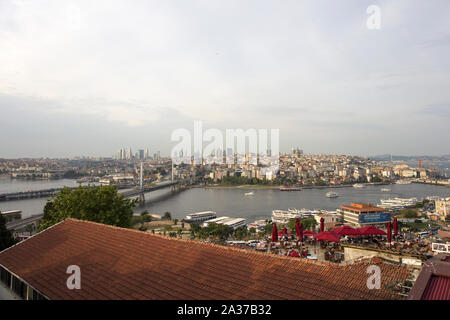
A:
[0,0,449,158]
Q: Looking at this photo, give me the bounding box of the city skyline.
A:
[1,1,449,158]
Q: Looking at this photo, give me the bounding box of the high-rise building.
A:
[145,148,149,159]
[128,148,133,160]
[139,149,145,160]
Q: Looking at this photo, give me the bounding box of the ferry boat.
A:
[244,192,254,196]
[272,209,303,224]
[378,197,418,210]
[326,191,339,198]
[396,179,412,185]
[353,183,365,188]
[183,211,217,223]
[381,188,391,192]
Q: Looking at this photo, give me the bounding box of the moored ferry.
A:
[378,197,418,210]
[183,211,217,223]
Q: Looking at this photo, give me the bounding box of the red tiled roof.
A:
[408,254,450,300]
[0,219,410,300]
[421,276,450,300]
[340,203,385,212]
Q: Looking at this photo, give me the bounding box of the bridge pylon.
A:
[139,193,145,205]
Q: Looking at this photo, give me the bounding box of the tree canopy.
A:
[0,213,17,251]
[39,185,137,231]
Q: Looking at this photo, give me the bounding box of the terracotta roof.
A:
[421,276,450,300]
[340,203,385,212]
[0,219,410,300]
[408,254,450,300]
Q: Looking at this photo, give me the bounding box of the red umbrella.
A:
[387,222,392,244]
[289,250,300,257]
[320,217,324,233]
[295,218,301,237]
[332,225,360,236]
[299,222,303,241]
[303,230,316,236]
[393,217,398,237]
[358,226,387,236]
[314,231,341,242]
[272,223,278,242]
[278,231,291,237]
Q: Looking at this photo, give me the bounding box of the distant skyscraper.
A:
[128,148,132,160]
[139,149,144,160]
[145,148,149,159]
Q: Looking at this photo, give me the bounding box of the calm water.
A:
[138,184,450,222]
[1,177,449,221]
[0,178,88,218]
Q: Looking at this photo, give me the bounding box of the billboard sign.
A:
[359,213,391,224]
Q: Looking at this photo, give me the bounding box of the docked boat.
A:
[183,211,217,223]
[396,180,412,185]
[326,191,339,198]
[378,197,418,210]
[381,188,391,192]
[353,183,365,188]
[280,186,302,191]
[272,208,309,224]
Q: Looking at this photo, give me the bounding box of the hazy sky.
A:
[0,0,449,158]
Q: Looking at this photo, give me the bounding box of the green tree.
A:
[404,209,418,219]
[25,224,34,235]
[234,226,248,240]
[0,213,17,251]
[190,222,200,234]
[39,185,137,231]
[163,212,172,220]
[264,222,274,235]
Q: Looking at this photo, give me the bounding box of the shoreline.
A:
[189,182,392,191]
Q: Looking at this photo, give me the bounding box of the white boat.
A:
[244,192,254,196]
[326,191,339,198]
[378,197,418,210]
[272,210,299,224]
[184,211,217,223]
[396,180,412,185]
[381,188,391,192]
[353,183,365,188]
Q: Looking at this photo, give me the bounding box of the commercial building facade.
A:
[338,203,390,228]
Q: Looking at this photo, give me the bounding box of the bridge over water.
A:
[0,184,137,202]
[3,180,188,231]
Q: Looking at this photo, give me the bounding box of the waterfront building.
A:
[313,213,341,230]
[202,216,246,230]
[0,219,412,300]
[338,203,390,228]
[435,198,450,221]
